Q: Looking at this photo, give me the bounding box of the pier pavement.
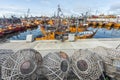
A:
[0,38,120,57]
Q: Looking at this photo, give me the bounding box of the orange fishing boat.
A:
[105,22,114,30]
[113,23,120,29]
[69,24,87,33]
[34,20,41,25]
[35,5,98,41]
[48,19,55,26]
[13,24,26,32]
[88,21,92,26]
[36,25,56,40]
[3,25,14,34]
[98,22,103,26]
[0,25,4,37]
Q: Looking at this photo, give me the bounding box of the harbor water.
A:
[8,26,42,40]
[88,27,120,38]
[1,26,120,40]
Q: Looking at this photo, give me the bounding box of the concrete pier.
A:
[0,38,120,57]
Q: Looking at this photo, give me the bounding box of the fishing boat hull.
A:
[105,22,114,30]
[0,32,4,37]
[92,22,99,26]
[13,24,26,32]
[98,22,103,26]
[69,26,87,33]
[0,28,4,37]
[13,27,22,32]
[3,30,13,34]
[76,29,98,39]
[114,23,120,29]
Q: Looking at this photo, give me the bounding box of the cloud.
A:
[110,3,120,10]
[108,3,120,15]
[0,5,29,17]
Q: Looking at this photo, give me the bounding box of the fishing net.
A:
[92,46,120,79]
[0,49,14,80]
[71,49,102,80]
[1,49,42,80]
[42,51,70,80]
[0,49,14,65]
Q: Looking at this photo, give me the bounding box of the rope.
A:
[116,43,120,49]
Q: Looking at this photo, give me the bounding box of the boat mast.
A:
[57,5,64,28]
[26,8,30,21]
[57,5,61,28]
[84,12,88,24]
[27,8,30,18]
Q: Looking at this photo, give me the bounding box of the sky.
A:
[0,0,120,17]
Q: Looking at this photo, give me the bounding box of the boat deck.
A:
[0,38,120,57]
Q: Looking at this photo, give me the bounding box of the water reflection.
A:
[9,26,42,40]
[88,27,120,38]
